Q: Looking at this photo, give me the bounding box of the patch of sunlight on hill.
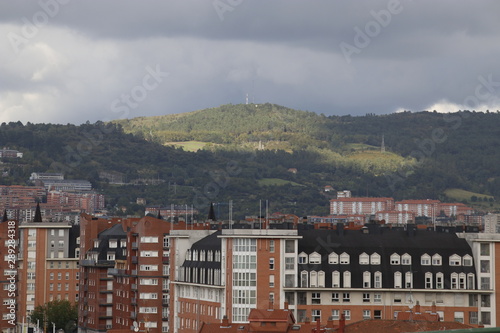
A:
[163,141,210,152]
[258,178,304,186]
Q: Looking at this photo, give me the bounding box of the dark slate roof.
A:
[297,228,475,289]
[182,231,221,270]
[95,223,128,261]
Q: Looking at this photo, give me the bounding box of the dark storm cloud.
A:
[1,0,500,124]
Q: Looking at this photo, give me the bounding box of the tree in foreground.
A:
[30,300,78,333]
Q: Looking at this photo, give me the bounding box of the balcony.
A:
[98,311,113,319]
[131,283,137,290]
[99,286,113,293]
[162,257,169,264]
[99,298,113,306]
[132,256,138,264]
[130,311,137,319]
[131,297,137,305]
[131,242,138,249]
[131,269,138,276]
[99,273,113,280]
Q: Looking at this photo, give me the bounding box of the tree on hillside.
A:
[30,300,77,333]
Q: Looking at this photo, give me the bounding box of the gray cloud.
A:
[1,0,500,124]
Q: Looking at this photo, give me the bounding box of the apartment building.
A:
[170,224,487,332]
[0,215,19,333]
[78,214,198,333]
[329,197,394,215]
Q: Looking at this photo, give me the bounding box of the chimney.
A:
[338,314,345,333]
[336,222,344,236]
[326,316,334,329]
[315,318,320,333]
[414,301,421,314]
[221,315,230,328]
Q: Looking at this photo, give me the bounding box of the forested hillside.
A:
[1,105,500,218]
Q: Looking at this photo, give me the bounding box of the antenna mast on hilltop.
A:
[246,93,249,105]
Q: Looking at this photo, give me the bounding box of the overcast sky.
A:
[1,0,500,124]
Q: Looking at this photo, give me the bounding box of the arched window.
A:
[300,271,308,288]
[459,273,466,289]
[200,250,205,261]
[363,271,371,288]
[374,271,382,288]
[186,249,191,260]
[332,271,340,288]
[394,272,402,288]
[192,250,198,261]
[425,272,433,288]
[310,271,318,287]
[343,271,351,288]
[436,272,444,289]
[405,272,412,288]
[451,272,458,289]
[467,273,475,289]
[318,271,325,287]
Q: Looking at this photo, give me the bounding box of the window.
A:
[454,311,464,324]
[310,271,318,287]
[311,309,321,322]
[285,240,294,253]
[141,251,158,257]
[374,272,382,288]
[141,236,158,243]
[425,272,433,289]
[269,240,275,253]
[362,293,370,302]
[107,252,115,260]
[459,273,466,289]
[331,309,339,320]
[467,273,475,290]
[370,253,381,265]
[298,252,308,264]
[374,293,382,303]
[363,272,371,288]
[432,254,442,266]
[343,310,351,320]
[374,310,382,319]
[401,253,411,265]
[297,292,307,305]
[480,243,490,256]
[469,311,478,325]
[481,277,490,290]
[405,272,412,288]
[390,253,400,265]
[285,257,295,270]
[328,252,338,264]
[421,254,431,266]
[309,252,321,264]
[363,310,371,319]
[463,255,473,266]
[436,273,444,289]
[480,260,490,273]
[342,293,350,302]
[343,271,351,288]
[340,253,349,264]
[311,292,321,304]
[297,310,306,322]
[109,239,118,248]
[332,271,340,287]
[359,253,369,265]
[269,275,274,288]
[300,271,308,288]
[269,258,275,270]
[318,271,325,288]
[331,293,339,302]
[449,254,461,266]
[481,295,490,307]
[394,293,402,303]
[481,312,491,325]
[394,272,402,288]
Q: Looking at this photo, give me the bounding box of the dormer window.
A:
[390,253,400,265]
[309,252,321,264]
[359,252,369,265]
[463,255,473,266]
[298,252,308,264]
[432,254,442,266]
[370,253,381,265]
[401,253,411,265]
[449,254,461,266]
[328,252,339,264]
[340,253,350,265]
[421,254,431,266]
